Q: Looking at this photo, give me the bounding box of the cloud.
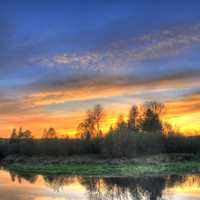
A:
[0,67,198,124]
[0,95,39,116]
[34,23,200,72]
[5,68,196,111]
[1,20,200,136]
[166,90,200,118]
[164,90,200,133]
[1,21,200,80]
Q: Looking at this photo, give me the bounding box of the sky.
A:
[1,0,200,137]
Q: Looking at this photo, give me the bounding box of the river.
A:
[0,169,200,199]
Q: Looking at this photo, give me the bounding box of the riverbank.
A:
[2,153,200,176]
[5,161,200,177]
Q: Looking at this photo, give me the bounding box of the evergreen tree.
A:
[140,109,162,133]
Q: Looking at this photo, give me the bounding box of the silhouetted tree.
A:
[43,127,57,139]
[128,105,138,131]
[163,122,174,135]
[9,127,33,140]
[18,128,33,139]
[139,101,165,133]
[143,101,165,116]
[140,108,162,133]
[10,128,17,139]
[77,104,104,140]
[93,104,104,137]
[116,115,127,132]
[2,101,200,158]
[9,128,18,143]
[77,121,91,140]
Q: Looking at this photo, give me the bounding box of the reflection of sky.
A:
[1,1,200,136]
[165,176,200,200]
[0,171,87,200]
[1,170,200,200]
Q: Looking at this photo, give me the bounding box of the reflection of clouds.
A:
[166,175,200,200]
[0,171,65,200]
[5,171,85,200]
[34,198,66,200]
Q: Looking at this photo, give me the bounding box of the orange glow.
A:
[0,89,200,137]
[0,100,200,138]
[165,93,200,135]
[167,176,200,196]
[167,113,200,135]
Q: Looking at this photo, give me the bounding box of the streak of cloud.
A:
[34,24,200,72]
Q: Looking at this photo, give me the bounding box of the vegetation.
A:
[0,101,200,159]
[6,161,200,176]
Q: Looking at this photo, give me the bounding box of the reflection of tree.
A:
[167,175,200,188]
[103,177,166,200]
[7,170,200,200]
[130,177,166,200]
[166,175,186,188]
[79,176,186,200]
[8,171,38,184]
[44,175,76,191]
[79,177,104,200]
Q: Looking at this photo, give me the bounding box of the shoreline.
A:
[4,161,200,177]
[1,153,200,177]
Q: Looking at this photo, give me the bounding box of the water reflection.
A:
[1,169,200,200]
[9,171,38,184]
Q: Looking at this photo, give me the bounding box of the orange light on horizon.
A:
[0,100,200,138]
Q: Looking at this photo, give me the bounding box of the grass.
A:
[6,161,200,177]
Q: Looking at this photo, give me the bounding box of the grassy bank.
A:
[6,161,200,177]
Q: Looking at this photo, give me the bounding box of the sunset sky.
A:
[1,0,200,137]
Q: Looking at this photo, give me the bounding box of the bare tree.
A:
[128,105,138,131]
[77,104,104,139]
[143,101,165,116]
[18,128,33,139]
[10,128,17,139]
[93,104,104,136]
[43,127,57,139]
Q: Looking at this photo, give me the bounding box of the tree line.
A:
[8,101,167,141]
[0,101,200,158]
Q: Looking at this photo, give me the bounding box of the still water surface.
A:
[0,169,200,200]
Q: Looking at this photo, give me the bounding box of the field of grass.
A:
[6,161,200,177]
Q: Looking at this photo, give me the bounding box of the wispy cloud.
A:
[1,22,200,137]
[166,90,200,117]
[34,24,200,72]
[1,68,198,114]
[27,68,200,105]
[165,90,200,133]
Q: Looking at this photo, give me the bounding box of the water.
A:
[0,169,200,200]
